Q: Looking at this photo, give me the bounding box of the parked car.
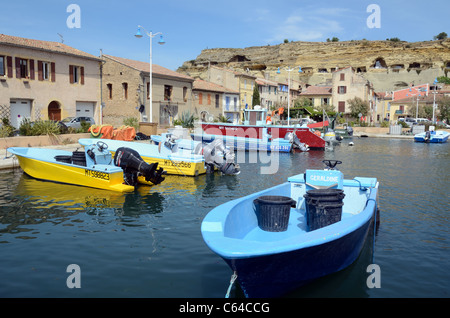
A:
[61,116,95,129]
[400,117,417,127]
[416,118,430,125]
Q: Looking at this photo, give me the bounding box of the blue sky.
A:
[1,0,448,71]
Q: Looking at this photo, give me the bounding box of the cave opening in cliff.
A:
[229,55,250,63]
[372,58,387,69]
[356,66,367,73]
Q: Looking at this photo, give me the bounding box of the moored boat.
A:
[201,107,326,150]
[414,128,449,143]
[7,142,166,192]
[79,136,240,176]
[201,160,379,297]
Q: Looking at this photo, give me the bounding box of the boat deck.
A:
[242,207,356,242]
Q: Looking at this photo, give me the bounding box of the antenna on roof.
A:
[57,33,64,43]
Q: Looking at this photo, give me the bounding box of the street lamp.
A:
[135,25,165,123]
[432,78,439,124]
[277,66,302,125]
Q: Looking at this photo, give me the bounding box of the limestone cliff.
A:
[178,39,450,91]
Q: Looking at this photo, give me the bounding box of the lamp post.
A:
[432,78,439,124]
[277,66,302,126]
[135,25,165,123]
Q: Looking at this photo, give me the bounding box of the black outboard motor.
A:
[114,147,166,186]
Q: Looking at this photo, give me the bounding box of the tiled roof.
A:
[256,78,278,86]
[0,33,101,61]
[193,79,239,94]
[300,85,332,95]
[103,54,194,82]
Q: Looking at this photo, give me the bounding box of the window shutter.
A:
[51,62,55,82]
[80,66,84,84]
[38,61,43,81]
[69,65,74,83]
[344,86,347,94]
[7,56,13,78]
[29,60,35,80]
[15,57,21,79]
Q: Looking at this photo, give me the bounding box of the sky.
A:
[1,0,448,71]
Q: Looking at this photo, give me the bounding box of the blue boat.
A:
[201,160,379,298]
[414,129,449,143]
[191,132,298,153]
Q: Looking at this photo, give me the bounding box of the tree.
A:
[252,83,261,107]
[437,76,450,84]
[433,32,447,40]
[347,97,369,118]
[438,96,450,122]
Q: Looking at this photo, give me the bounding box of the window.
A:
[164,85,173,101]
[107,84,112,99]
[207,94,211,105]
[183,87,187,102]
[340,73,345,81]
[215,94,219,108]
[42,62,49,80]
[147,82,150,99]
[122,82,128,99]
[338,86,347,94]
[338,101,345,112]
[0,56,4,76]
[69,65,84,84]
[199,93,203,105]
[20,58,28,78]
[234,97,237,111]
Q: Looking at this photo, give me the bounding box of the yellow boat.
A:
[78,136,240,177]
[8,142,166,193]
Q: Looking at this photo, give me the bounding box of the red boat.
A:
[201,108,325,150]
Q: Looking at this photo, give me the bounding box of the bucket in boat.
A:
[54,155,72,164]
[304,189,345,231]
[72,151,87,166]
[253,195,296,232]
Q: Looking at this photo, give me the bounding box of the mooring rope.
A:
[225,271,237,298]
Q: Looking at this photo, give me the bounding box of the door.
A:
[48,101,61,121]
[76,101,95,118]
[10,99,31,128]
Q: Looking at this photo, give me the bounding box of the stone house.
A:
[101,54,194,127]
[0,33,102,128]
[299,85,332,109]
[332,66,376,122]
[204,66,256,120]
[192,79,240,124]
[256,78,279,109]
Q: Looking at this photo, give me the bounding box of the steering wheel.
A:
[322,160,342,169]
[96,141,108,151]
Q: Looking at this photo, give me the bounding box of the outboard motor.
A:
[284,132,309,152]
[114,147,166,186]
[201,139,240,175]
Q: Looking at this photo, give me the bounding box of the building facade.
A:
[332,66,375,121]
[0,34,102,128]
[101,54,194,127]
[192,79,240,124]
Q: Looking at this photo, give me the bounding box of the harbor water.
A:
[0,137,448,298]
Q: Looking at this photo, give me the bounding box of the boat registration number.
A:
[163,160,192,168]
[85,169,110,180]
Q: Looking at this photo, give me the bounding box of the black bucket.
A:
[54,155,72,164]
[253,195,296,232]
[304,189,345,231]
[72,151,87,166]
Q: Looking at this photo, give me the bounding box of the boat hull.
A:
[79,139,206,176]
[10,150,134,192]
[225,214,374,297]
[201,123,325,149]
[191,133,292,152]
[414,131,449,143]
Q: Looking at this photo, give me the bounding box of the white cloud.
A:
[263,7,349,43]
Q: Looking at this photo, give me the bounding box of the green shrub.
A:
[123,117,139,130]
[19,118,34,136]
[31,120,60,135]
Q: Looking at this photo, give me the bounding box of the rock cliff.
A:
[178,39,450,91]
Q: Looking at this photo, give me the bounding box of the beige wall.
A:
[102,57,193,126]
[0,44,101,126]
